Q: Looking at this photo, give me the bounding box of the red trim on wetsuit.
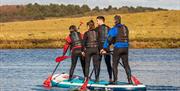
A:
[71,45,82,52]
[63,34,83,55]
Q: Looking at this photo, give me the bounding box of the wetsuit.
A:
[96,24,112,80]
[103,23,132,84]
[63,31,85,80]
[83,29,100,82]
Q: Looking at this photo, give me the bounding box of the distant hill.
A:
[0,3,167,22]
[0,10,179,48]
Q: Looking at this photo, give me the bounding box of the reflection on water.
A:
[0,49,180,91]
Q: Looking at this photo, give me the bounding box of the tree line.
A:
[0,3,167,22]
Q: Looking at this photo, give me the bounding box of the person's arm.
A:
[103,27,118,49]
[81,32,88,56]
[94,27,99,40]
[80,33,84,48]
[82,32,88,51]
[80,33,84,39]
[63,36,71,55]
[107,26,110,33]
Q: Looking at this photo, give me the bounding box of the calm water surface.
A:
[0,49,180,91]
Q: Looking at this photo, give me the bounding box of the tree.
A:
[119,6,129,13]
[107,5,112,10]
[0,3,168,22]
[81,4,91,13]
[92,6,100,11]
[74,5,82,14]
[136,6,145,12]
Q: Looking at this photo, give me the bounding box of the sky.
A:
[0,0,180,10]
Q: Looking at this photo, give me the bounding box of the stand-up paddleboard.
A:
[51,73,146,91]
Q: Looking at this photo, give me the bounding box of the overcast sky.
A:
[1,0,180,10]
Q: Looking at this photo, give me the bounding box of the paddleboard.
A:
[51,73,146,91]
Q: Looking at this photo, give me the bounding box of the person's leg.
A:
[99,55,102,65]
[69,52,78,80]
[80,55,86,77]
[112,48,121,83]
[84,48,92,79]
[98,55,102,79]
[75,48,86,78]
[93,53,100,82]
[104,54,112,81]
[121,48,133,84]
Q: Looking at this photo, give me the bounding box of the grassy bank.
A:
[0,10,180,49]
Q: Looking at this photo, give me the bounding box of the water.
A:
[0,49,180,91]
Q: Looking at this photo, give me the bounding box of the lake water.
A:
[0,49,180,91]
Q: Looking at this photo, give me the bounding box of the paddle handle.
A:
[77,22,83,30]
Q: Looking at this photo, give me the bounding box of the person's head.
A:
[69,25,77,32]
[87,20,95,30]
[114,15,121,25]
[96,16,105,25]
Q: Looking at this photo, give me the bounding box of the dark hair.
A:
[114,15,121,24]
[87,20,95,30]
[96,16,105,22]
[69,25,77,31]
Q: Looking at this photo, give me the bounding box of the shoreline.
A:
[0,39,179,49]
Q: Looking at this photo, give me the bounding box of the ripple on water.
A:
[0,49,180,91]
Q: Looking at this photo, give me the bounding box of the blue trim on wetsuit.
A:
[103,24,129,49]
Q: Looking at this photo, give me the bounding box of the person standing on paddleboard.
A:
[63,25,86,81]
[95,16,113,82]
[100,15,133,84]
[82,20,100,82]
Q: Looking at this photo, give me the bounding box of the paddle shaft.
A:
[103,52,127,72]
[51,62,61,76]
[80,67,94,90]
[89,67,95,79]
[51,54,67,76]
[43,56,63,87]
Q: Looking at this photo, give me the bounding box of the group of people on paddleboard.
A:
[62,15,132,84]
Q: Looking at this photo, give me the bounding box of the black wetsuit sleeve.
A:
[94,27,99,32]
[107,26,111,32]
[82,32,88,51]
[94,27,100,43]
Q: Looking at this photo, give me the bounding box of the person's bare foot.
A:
[109,79,113,82]
[109,79,113,84]
[94,79,99,83]
[112,80,118,85]
[68,78,72,82]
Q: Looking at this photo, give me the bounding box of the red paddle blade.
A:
[80,79,89,91]
[55,56,71,62]
[131,75,141,85]
[43,75,52,88]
